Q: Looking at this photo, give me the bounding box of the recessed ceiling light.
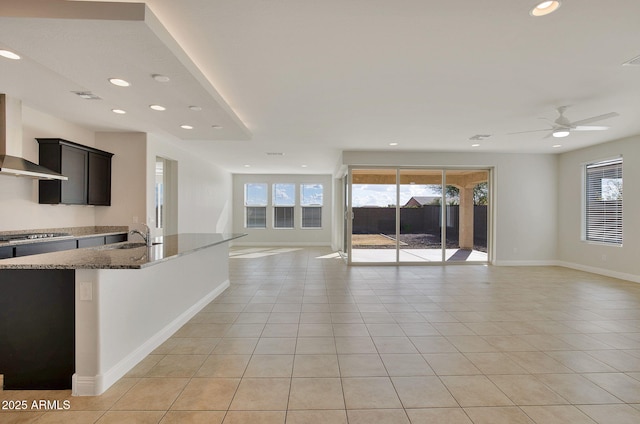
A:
[471,143,481,147]
[244,164,251,168]
[0,49,20,60]
[389,142,398,146]
[552,128,570,138]
[152,74,170,83]
[530,1,561,17]
[189,106,203,111]
[149,104,166,111]
[552,144,562,148]
[180,125,194,130]
[211,124,223,129]
[108,78,130,87]
[112,109,126,114]
[301,164,308,168]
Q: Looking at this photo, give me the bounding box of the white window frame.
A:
[244,183,268,229]
[273,183,296,229]
[583,157,623,246]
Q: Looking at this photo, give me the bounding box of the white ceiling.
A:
[2,0,640,175]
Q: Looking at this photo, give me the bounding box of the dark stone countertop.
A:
[0,233,246,270]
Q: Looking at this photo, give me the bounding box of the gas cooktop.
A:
[0,233,71,242]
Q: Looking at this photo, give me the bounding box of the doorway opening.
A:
[155,156,178,236]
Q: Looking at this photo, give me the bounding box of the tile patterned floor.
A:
[3,246,640,423]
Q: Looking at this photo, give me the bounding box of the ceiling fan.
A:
[511,106,619,138]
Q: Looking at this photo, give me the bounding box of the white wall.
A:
[232,174,333,246]
[340,151,559,265]
[75,242,231,395]
[0,106,97,231]
[94,132,146,227]
[0,104,233,236]
[557,136,640,282]
[147,134,233,235]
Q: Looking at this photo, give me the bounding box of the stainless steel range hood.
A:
[0,94,67,180]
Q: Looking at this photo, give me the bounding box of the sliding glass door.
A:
[350,169,398,263]
[348,167,490,265]
[444,170,489,262]
[399,169,443,262]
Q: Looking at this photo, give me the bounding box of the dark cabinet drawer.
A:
[77,236,106,248]
[0,246,14,259]
[106,234,127,244]
[14,240,78,257]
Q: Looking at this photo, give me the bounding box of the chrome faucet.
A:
[129,223,152,247]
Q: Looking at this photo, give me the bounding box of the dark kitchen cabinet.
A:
[88,151,112,205]
[77,234,127,249]
[106,234,127,244]
[14,239,77,257]
[77,236,106,248]
[0,269,75,389]
[38,138,113,206]
[0,246,13,259]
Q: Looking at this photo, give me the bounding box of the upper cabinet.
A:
[37,139,113,206]
[87,151,112,206]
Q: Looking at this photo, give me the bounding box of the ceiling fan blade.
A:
[508,128,550,135]
[573,125,609,131]
[570,112,619,126]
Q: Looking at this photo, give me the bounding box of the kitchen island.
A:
[0,233,245,396]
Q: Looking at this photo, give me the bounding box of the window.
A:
[245,183,268,228]
[585,158,623,245]
[301,184,323,228]
[273,183,295,228]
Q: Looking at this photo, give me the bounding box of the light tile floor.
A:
[3,246,640,423]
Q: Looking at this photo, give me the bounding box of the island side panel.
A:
[0,269,75,390]
[74,242,230,396]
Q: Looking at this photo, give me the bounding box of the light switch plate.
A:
[79,282,93,301]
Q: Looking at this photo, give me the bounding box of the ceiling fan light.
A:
[530,1,561,17]
[0,49,21,60]
[552,129,570,138]
[109,78,130,87]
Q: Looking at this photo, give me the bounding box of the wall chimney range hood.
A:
[0,94,67,180]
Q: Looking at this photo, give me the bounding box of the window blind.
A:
[274,206,294,228]
[302,207,322,228]
[585,158,623,245]
[246,207,267,228]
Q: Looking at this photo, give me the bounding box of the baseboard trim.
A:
[492,260,559,266]
[72,280,230,396]
[556,261,640,284]
[233,242,331,247]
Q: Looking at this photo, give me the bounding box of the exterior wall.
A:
[352,205,488,244]
[341,151,559,265]
[557,135,640,282]
[232,174,333,246]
